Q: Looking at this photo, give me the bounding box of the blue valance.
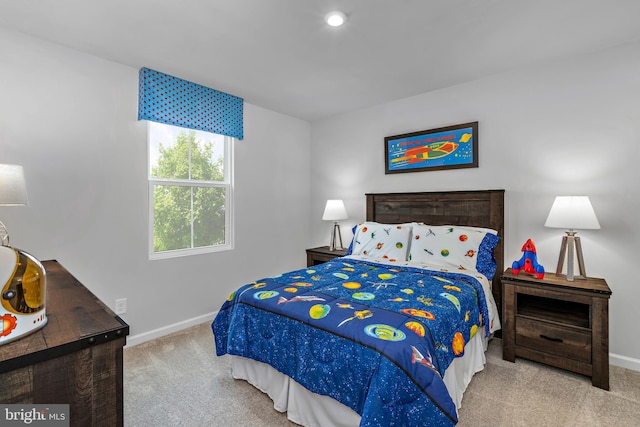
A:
[138,67,243,140]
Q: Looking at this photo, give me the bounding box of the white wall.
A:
[310,42,640,370]
[3,24,639,370]
[0,28,311,343]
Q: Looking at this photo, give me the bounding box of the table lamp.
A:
[0,164,47,345]
[322,200,348,251]
[544,196,600,281]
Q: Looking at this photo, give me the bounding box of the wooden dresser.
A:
[501,268,611,389]
[0,260,129,426]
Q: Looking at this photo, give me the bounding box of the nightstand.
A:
[501,268,611,389]
[306,246,347,267]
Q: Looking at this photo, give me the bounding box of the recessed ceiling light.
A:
[325,11,347,27]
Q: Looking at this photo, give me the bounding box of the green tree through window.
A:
[149,123,231,256]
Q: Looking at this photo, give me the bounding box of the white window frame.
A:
[147,122,234,260]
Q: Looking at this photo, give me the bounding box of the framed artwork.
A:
[385,121,478,174]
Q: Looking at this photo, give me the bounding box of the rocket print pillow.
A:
[350,222,412,262]
[408,224,500,279]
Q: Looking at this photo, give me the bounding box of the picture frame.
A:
[385,121,478,174]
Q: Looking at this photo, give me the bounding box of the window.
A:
[148,121,233,259]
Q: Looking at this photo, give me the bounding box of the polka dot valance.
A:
[138,67,243,139]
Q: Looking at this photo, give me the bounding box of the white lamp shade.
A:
[322,200,348,221]
[0,164,28,206]
[544,196,600,230]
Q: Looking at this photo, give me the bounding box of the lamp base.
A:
[554,232,587,281]
[329,222,344,251]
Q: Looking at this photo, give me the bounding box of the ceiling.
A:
[2,0,640,122]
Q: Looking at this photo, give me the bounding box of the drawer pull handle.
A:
[540,334,563,343]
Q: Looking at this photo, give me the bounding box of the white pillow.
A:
[408,224,499,277]
[350,222,412,262]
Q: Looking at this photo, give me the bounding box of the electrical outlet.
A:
[115,298,127,315]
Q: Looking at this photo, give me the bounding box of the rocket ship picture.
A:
[391,141,459,164]
[386,124,476,172]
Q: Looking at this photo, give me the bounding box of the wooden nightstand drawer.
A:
[516,317,591,363]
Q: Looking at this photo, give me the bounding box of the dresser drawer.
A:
[516,317,591,363]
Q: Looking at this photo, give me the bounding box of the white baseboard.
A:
[610,353,640,372]
[125,310,218,348]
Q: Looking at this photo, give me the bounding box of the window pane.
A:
[193,187,226,247]
[153,185,192,251]
[149,121,225,181]
[193,134,225,181]
[148,121,232,258]
[149,122,185,179]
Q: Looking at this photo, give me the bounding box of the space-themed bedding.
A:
[212,251,499,426]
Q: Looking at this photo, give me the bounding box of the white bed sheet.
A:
[230,329,490,427]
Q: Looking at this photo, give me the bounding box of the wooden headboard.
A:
[366,190,505,321]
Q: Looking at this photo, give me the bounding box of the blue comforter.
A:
[212,257,493,426]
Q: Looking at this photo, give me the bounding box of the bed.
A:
[212,190,504,426]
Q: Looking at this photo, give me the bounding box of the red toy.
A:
[512,238,545,279]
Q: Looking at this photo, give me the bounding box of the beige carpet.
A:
[124,322,640,426]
